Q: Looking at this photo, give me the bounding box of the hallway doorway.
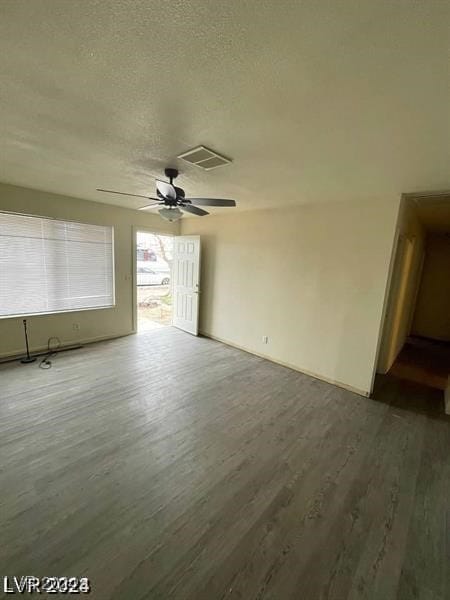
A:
[377,194,450,411]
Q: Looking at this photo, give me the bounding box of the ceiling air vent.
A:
[177,146,231,170]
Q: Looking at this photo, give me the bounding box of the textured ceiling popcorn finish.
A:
[0,0,449,213]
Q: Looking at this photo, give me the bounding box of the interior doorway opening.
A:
[377,193,450,409]
[136,231,173,332]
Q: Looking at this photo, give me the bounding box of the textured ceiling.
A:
[0,0,449,214]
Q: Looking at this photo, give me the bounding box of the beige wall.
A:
[0,183,179,358]
[412,233,450,341]
[377,200,425,373]
[181,200,399,395]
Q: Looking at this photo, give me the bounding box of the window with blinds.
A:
[0,212,114,317]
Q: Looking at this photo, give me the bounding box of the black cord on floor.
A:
[39,337,62,369]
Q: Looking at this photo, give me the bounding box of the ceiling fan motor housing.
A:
[157,188,185,206]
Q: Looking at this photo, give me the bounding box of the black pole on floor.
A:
[20,319,36,364]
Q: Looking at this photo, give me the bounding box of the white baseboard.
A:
[199,330,370,398]
[0,331,134,362]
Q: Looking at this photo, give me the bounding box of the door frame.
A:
[371,223,402,382]
[132,226,175,333]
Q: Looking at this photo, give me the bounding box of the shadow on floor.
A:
[373,372,449,421]
[388,336,450,391]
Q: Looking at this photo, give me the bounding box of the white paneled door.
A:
[172,235,201,335]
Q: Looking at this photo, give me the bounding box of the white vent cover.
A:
[177,146,231,170]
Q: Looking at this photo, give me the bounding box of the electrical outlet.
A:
[262,336,269,344]
[73,323,80,331]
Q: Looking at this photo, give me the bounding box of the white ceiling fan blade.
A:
[156,180,177,200]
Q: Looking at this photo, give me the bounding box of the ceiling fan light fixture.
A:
[158,207,182,222]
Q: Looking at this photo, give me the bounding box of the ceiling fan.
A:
[97,168,236,221]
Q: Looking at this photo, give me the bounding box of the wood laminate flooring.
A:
[0,328,449,599]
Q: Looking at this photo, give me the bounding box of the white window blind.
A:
[0,212,114,317]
